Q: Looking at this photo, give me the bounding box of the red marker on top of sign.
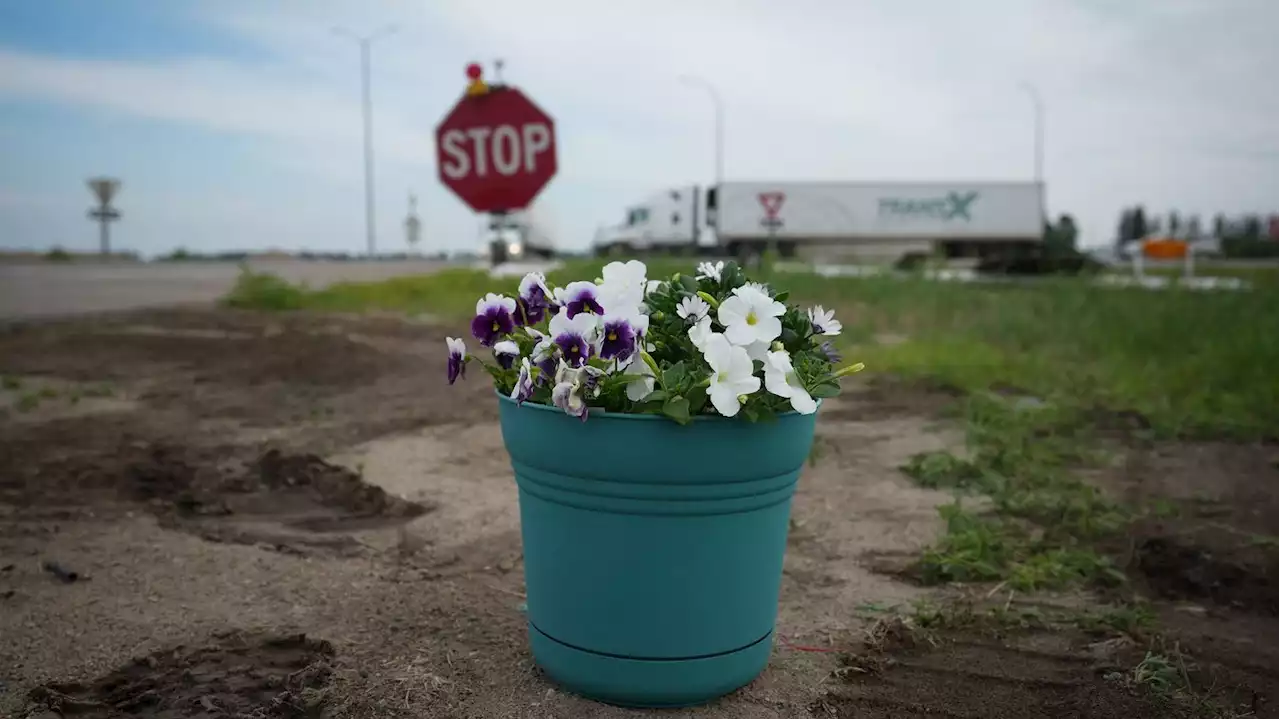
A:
[464,62,488,96]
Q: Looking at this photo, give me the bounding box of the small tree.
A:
[1168,211,1181,237]
[1212,213,1227,238]
[1116,207,1134,245]
[1132,206,1149,239]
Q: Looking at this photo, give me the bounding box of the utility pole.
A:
[86,177,121,256]
[334,25,397,257]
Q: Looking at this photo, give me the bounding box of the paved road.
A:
[0,260,448,320]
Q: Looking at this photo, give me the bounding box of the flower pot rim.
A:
[495,390,818,423]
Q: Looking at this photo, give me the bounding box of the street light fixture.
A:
[678,75,725,188]
[1017,81,1046,225]
[333,24,398,258]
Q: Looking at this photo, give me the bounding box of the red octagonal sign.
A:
[435,87,558,214]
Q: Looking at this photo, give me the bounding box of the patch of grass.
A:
[904,392,1131,591]
[223,268,309,311]
[1,375,20,391]
[15,391,41,412]
[218,261,1276,438]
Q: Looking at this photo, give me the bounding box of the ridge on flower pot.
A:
[498,391,818,707]
[446,259,863,707]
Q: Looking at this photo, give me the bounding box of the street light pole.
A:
[334,25,397,257]
[1018,82,1046,225]
[678,75,724,188]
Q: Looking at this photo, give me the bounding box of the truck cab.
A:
[592,186,701,256]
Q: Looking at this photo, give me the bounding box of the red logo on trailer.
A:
[758,192,786,231]
[435,66,558,214]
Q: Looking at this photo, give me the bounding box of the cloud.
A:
[0,0,1275,254]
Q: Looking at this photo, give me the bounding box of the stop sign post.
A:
[435,66,558,215]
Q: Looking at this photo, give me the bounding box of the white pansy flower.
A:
[696,261,724,281]
[764,350,817,415]
[619,355,656,401]
[646,279,663,295]
[717,285,785,347]
[688,315,714,352]
[600,260,648,313]
[807,305,842,336]
[676,295,709,322]
[702,333,760,417]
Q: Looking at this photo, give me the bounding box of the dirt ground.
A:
[0,308,1274,718]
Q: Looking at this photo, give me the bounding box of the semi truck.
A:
[592,181,1045,266]
[485,211,555,265]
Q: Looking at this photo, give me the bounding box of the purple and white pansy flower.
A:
[510,357,535,405]
[549,308,598,367]
[517,272,553,325]
[446,258,861,423]
[471,293,517,347]
[493,340,520,369]
[446,337,466,385]
[560,281,605,318]
[597,312,638,361]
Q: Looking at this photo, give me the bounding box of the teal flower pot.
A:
[497,393,817,708]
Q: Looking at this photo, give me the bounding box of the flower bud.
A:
[770,341,785,351]
[594,277,605,285]
[696,291,720,309]
[651,311,665,322]
[833,362,866,378]
[737,395,750,405]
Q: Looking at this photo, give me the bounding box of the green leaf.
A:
[641,389,669,403]
[662,395,692,425]
[773,290,789,302]
[740,404,760,422]
[662,362,688,390]
[679,275,700,293]
[688,387,709,414]
[809,382,842,399]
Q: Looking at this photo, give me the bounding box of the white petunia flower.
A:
[742,281,769,294]
[807,305,842,336]
[717,285,785,347]
[646,279,663,295]
[764,350,817,415]
[676,295,710,322]
[696,260,725,281]
[688,315,714,352]
[702,333,760,417]
[743,340,772,363]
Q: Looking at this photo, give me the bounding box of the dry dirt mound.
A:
[1136,532,1277,615]
[816,623,1205,719]
[127,447,432,555]
[27,632,333,718]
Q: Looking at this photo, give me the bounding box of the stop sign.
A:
[435,86,558,214]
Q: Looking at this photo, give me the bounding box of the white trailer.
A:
[593,181,1045,264]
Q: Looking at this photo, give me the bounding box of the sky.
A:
[0,0,1275,257]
